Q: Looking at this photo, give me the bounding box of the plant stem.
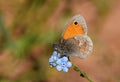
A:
[73,64,93,82]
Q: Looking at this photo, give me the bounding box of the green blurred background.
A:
[0,0,120,82]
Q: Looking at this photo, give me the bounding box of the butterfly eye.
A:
[74,21,78,25]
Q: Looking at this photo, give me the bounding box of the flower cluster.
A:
[49,51,72,72]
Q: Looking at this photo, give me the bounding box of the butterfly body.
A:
[54,14,93,59]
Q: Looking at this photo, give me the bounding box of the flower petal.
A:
[63,67,68,72]
[56,65,62,71]
[51,63,56,67]
[52,51,57,56]
[67,62,72,67]
[53,56,58,61]
[62,57,68,62]
[57,53,61,58]
[49,57,54,62]
[56,59,62,64]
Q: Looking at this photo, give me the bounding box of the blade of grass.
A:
[0,11,10,43]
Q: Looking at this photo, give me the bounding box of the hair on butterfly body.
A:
[53,38,78,57]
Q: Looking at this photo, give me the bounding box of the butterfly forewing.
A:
[62,15,88,40]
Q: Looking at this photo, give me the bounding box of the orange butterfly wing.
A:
[62,21,84,39]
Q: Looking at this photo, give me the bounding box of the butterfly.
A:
[53,14,93,59]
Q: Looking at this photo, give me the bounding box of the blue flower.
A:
[49,51,60,67]
[56,56,72,72]
[49,51,72,72]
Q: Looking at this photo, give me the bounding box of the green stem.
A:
[73,64,93,82]
[0,11,16,52]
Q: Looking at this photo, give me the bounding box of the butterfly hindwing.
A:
[60,35,93,59]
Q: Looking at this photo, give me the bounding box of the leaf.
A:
[73,65,80,72]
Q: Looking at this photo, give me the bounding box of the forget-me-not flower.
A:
[56,56,72,72]
[49,51,60,67]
